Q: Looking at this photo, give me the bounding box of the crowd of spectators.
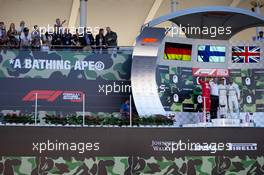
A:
[0,18,118,50]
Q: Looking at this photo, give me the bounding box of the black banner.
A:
[0,78,131,112]
[0,127,263,156]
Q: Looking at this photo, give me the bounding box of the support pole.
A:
[171,0,178,33]
[80,0,88,29]
[256,5,261,35]
[171,0,177,14]
[82,94,85,126]
[34,93,38,125]
[68,0,80,28]
[129,95,132,127]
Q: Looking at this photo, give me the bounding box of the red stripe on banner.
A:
[165,47,192,55]
[23,90,60,101]
[22,90,45,101]
[22,93,35,101]
[47,91,63,102]
[37,90,56,100]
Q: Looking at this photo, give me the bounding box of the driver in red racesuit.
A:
[198,77,211,113]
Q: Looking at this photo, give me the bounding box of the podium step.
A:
[212,118,240,127]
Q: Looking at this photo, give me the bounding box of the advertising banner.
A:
[0,127,263,157]
[0,78,130,112]
[0,49,132,112]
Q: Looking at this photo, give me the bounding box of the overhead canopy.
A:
[146,6,264,40]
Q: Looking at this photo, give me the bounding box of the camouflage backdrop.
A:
[156,65,264,113]
[157,66,198,112]
[230,69,264,112]
[0,49,132,81]
[0,156,263,175]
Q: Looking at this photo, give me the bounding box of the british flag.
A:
[232,46,260,63]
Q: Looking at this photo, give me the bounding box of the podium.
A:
[182,122,212,127]
[182,119,255,127]
[212,118,240,127]
[212,118,254,127]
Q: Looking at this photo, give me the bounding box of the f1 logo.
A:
[22,90,62,102]
[23,90,84,103]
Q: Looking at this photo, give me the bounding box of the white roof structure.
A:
[146,6,264,40]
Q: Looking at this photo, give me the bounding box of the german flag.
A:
[164,42,192,61]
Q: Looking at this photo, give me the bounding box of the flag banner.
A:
[232,46,260,63]
[197,45,226,63]
[164,42,192,61]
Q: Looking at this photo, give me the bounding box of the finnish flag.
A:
[198,45,226,63]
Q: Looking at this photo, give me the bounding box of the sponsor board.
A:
[151,140,257,154]
[9,58,105,71]
[0,127,263,156]
[0,78,130,112]
[192,68,229,77]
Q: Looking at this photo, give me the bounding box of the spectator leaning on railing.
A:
[20,27,32,48]
[52,30,62,46]
[7,23,19,47]
[72,29,80,46]
[95,28,106,49]
[105,27,117,47]
[18,20,26,35]
[62,28,73,46]
[79,27,95,50]
[41,29,52,46]
[31,25,41,48]
[0,22,8,46]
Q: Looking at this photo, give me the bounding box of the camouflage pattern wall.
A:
[157,66,196,112]
[0,48,132,112]
[1,156,263,175]
[230,69,264,112]
[156,65,264,113]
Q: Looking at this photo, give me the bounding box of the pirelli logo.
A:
[22,90,84,103]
